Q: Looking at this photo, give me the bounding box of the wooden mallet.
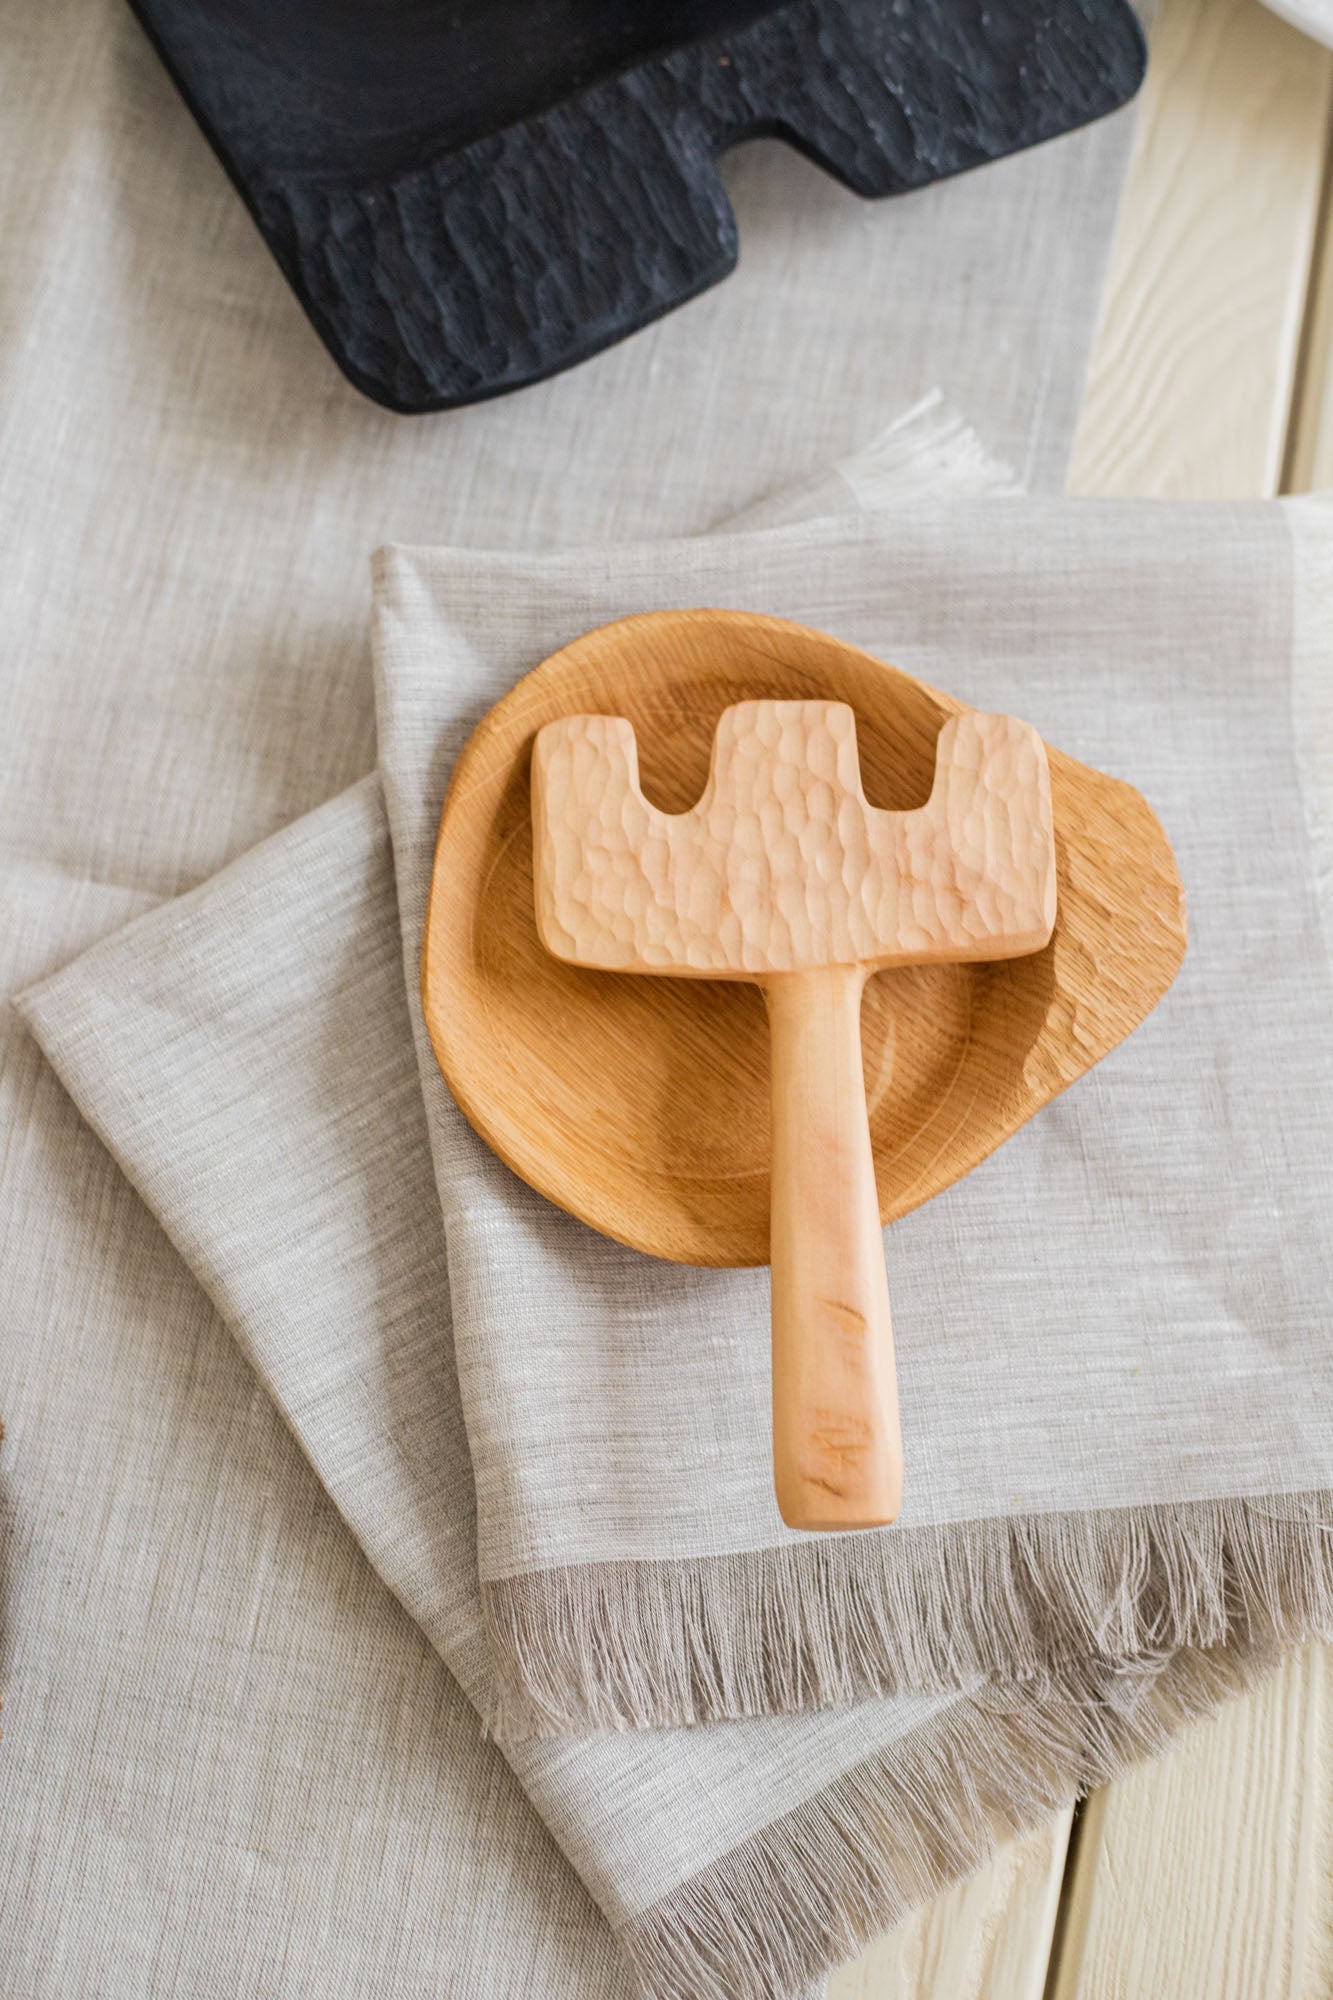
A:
[532,697,1057,1531]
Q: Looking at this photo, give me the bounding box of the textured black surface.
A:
[129,0,1147,413]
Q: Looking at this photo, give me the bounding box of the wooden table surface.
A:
[828,1,1333,1990]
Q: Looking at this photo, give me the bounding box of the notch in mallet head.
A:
[532,699,1056,1530]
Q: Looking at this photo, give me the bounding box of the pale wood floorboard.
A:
[1066,1649,1333,1999]
[826,1812,1073,2000]
[1069,0,1331,498]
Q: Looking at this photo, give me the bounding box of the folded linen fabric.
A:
[14,419,1023,2000]
[370,494,1333,1743]
[22,481,1333,2000]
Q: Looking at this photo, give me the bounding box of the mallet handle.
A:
[764,967,902,1531]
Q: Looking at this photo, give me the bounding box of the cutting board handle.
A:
[764,967,902,1531]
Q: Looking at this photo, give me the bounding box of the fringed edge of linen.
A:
[617,1636,1270,2000]
[481,1492,1333,1741]
[722,389,1021,532]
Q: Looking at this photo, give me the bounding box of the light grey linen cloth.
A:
[22,482,1333,2000]
[0,0,1145,1989]
[367,494,1333,1741]
[11,420,1037,2000]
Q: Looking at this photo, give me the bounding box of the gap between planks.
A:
[1281,91,1333,492]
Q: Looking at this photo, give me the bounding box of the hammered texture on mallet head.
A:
[532,700,1057,978]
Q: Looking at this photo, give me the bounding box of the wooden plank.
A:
[827,1812,1073,2000]
[1069,0,1332,498]
[1063,1647,1333,1998]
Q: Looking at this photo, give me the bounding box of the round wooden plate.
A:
[421,610,1186,1267]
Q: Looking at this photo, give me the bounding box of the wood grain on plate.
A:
[421,608,1185,1269]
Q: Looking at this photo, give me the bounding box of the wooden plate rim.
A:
[421,608,1187,1266]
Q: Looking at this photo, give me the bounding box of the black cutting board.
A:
[128,0,1147,412]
